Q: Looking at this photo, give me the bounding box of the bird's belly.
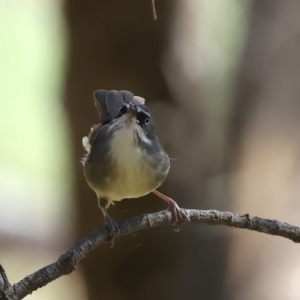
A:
[85,123,169,201]
[104,162,162,201]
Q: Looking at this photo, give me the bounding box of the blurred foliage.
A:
[0,0,69,193]
[0,1,86,299]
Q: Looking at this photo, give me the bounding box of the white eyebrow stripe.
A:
[136,106,151,119]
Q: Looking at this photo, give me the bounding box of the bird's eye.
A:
[136,109,151,126]
[119,104,128,114]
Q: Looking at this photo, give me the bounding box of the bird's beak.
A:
[126,103,137,116]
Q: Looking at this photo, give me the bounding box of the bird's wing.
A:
[120,90,134,104]
[105,90,124,119]
[93,90,111,122]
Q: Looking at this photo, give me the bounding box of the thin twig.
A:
[151,0,157,20]
[1,208,300,300]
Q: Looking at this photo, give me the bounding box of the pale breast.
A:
[104,123,159,201]
[86,114,170,201]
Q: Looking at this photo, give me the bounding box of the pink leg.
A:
[98,198,120,247]
[152,190,189,228]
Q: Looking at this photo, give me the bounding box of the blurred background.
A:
[1,0,300,299]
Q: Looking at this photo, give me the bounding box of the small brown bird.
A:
[82,90,188,240]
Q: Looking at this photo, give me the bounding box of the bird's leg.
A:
[152,190,189,229]
[98,198,120,246]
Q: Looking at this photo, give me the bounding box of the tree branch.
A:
[1,208,300,299]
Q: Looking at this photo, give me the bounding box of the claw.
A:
[152,189,189,230]
[104,214,120,247]
[168,201,190,230]
[98,198,120,247]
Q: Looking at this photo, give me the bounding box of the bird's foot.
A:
[167,200,190,231]
[152,189,189,230]
[104,215,120,247]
